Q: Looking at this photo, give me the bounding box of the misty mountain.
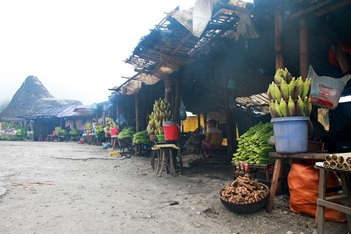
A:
[0,76,81,121]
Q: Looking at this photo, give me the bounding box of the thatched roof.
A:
[120,0,351,114]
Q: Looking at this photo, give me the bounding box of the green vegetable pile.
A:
[232,122,275,165]
[132,130,151,145]
[118,127,134,139]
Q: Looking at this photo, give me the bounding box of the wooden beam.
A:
[314,0,351,17]
[171,32,193,56]
[289,0,333,20]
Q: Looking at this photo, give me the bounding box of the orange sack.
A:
[288,162,346,222]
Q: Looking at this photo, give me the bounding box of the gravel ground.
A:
[0,141,347,234]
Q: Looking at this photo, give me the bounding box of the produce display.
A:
[220,176,269,204]
[132,130,151,145]
[147,98,172,135]
[232,122,275,164]
[267,68,312,117]
[118,127,133,139]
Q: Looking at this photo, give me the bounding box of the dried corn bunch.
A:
[220,177,268,204]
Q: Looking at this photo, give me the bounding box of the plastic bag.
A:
[308,65,351,109]
[179,98,187,121]
[116,113,127,126]
[288,162,346,222]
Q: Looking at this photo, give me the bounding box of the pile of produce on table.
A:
[132,130,151,145]
[232,122,275,165]
[220,176,268,204]
[118,127,133,139]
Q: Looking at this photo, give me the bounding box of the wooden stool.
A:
[315,166,351,233]
[118,137,132,153]
[152,144,181,177]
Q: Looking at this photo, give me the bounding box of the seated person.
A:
[202,119,223,157]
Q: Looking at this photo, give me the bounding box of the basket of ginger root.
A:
[219,176,269,213]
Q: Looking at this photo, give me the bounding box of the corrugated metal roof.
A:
[34,105,79,118]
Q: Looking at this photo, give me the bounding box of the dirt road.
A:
[0,141,347,234]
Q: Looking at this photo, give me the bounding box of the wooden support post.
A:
[275,5,284,70]
[174,75,182,122]
[300,15,309,80]
[197,109,201,132]
[225,89,236,159]
[135,93,140,132]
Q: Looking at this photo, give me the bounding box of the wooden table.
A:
[315,165,351,233]
[151,143,182,177]
[134,143,151,157]
[117,137,132,152]
[267,152,328,212]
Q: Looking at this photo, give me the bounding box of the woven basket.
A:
[219,183,269,213]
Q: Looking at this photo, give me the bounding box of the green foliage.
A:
[118,127,133,139]
[55,127,67,136]
[69,128,81,135]
[1,122,15,129]
[15,128,26,139]
[132,130,151,145]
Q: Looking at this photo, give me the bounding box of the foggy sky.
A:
[0,0,195,106]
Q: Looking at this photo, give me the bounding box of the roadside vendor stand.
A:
[267,152,351,233]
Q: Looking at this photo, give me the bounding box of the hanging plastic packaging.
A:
[308,65,351,109]
[179,98,187,121]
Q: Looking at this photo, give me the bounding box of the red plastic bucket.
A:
[110,127,119,136]
[163,121,180,141]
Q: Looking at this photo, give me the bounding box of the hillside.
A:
[0,76,81,121]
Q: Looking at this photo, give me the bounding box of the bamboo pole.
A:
[324,154,351,171]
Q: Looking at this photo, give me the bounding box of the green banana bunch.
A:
[280,80,289,101]
[302,78,311,98]
[268,68,312,118]
[288,96,295,116]
[296,95,306,116]
[279,98,288,117]
[147,98,172,135]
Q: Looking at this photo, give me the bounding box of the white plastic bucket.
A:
[271,116,309,153]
